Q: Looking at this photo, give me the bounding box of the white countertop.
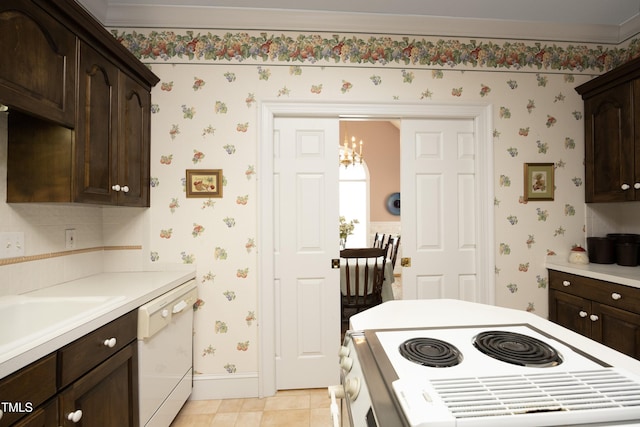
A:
[0,269,196,379]
[546,256,640,289]
[349,299,640,376]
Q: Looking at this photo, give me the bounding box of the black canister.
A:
[586,236,615,264]
[616,242,639,266]
[607,233,640,266]
[607,233,640,244]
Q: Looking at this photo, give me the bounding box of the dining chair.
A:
[387,235,401,269]
[340,248,387,327]
[372,232,386,248]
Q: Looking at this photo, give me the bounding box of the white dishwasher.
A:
[138,279,198,427]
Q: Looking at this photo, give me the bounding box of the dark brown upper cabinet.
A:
[0,0,76,127]
[1,0,159,207]
[576,57,640,202]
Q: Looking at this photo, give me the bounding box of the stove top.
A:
[351,324,640,426]
[372,324,604,380]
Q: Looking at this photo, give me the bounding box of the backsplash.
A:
[0,112,149,295]
[587,203,640,237]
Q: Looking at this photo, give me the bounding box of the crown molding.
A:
[620,13,640,44]
[100,4,637,44]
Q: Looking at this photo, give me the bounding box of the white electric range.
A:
[330,300,640,427]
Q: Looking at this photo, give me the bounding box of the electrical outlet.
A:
[0,232,25,259]
[65,229,76,249]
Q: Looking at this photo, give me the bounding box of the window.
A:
[339,162,368,248]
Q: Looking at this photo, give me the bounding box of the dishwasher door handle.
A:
[172,300,188,314]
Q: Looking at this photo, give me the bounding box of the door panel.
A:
[274,117,340,389]
[401,118,478,300]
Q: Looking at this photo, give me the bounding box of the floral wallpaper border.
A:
[114,29,640,72]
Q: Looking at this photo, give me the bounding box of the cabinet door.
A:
[116,74,151,207]
[12,399,58,427]
[584,82,635,202]
[59,342,139,427]
[634,79,640,196]
[591,302,640,360]
[75,42,119,205]
[549,290,591,338]
[0,0,76,127]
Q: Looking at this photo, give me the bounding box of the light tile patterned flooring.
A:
[172,276,402,427]
[170,388,333,427]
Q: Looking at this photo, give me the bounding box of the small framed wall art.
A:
[186,169,223,198]
[523,163,554,201]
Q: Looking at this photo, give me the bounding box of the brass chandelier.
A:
[340,135,364,167]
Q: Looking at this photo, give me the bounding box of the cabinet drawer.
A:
[549,270,640,314]
[0,354,56,425]
[58,310,137,388]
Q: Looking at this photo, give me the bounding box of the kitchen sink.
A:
[0,295,126,352]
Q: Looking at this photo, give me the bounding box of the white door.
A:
[273,117,340,389]
[401,118,480,301]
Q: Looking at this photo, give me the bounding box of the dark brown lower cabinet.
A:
[549,270,640,360]
[0,311,138,426]
[59,343,138,427]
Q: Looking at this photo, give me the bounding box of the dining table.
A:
[339,255,395,302]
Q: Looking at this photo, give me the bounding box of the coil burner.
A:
[399,337,463,368]
[473,330,563,367]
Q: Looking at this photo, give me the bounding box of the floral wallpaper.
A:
[115,28,634,382]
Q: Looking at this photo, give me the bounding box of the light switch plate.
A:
[65,229,76,249]
[0,232,25,259]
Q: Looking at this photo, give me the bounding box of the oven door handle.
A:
[329,386,340,427]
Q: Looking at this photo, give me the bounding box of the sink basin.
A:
[0,295,125,352]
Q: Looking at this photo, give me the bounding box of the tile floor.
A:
[170,388,334,427]
[172,275,401,427]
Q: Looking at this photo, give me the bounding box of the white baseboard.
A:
[190,373,261,400]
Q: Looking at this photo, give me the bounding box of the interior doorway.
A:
[340,120,401,250]
[258,101,495,397]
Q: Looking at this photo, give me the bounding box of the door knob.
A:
[331,259,340,269]
[400,257,411,267]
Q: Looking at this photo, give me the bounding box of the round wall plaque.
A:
[386,192,400,215]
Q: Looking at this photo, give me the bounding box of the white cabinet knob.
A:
[103,337,117,348]
[611,292,622,300]
[67,410,83,423]
[579,311,588,318]
[635,182,640,190]
[562,280,571,287]
[590,314,599,322]
[161,309,170,318]
[122,185,130,193]
[112,184,121,191]
[621,183,630,190]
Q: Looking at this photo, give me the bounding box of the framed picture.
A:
[523,163,554,201]
[186,169,223,198]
